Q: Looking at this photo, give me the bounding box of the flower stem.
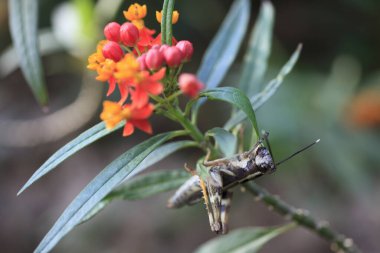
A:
[161,0,175,45]
[243,182,362,253]
[169,107,204,144]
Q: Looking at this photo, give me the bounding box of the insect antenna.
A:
[275,139,320,166]
[262,131,274,159]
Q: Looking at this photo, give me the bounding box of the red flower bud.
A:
[120,22,139,47]
[178,73,204,98]
[159,44,169,54]
[137,53,148,71]
[145,48,164,70]
[176,40,193,61]
[163,46,182,67]
[102,41,124,62]
[104,22,121,42]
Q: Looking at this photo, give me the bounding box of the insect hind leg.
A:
[220,191,233,234]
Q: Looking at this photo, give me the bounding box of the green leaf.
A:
[239,1,275,97]
[224,44,302,130]
[18,121,124,195]
[34,131,181,253]
[195,224,295,253]
[206,127,237,157]
[200,87,259,139]
[9,0,48,106]
[194,0,250,110]
[80,169,191,224]
[108,169,190,201]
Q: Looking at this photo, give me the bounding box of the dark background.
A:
[1,0,380,252]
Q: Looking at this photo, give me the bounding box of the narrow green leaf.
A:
[194,0,250,110]
[200,87,259,139]
[34,131,181,253]
[206,127,237,157]
[9,0,48,106]
[18,121,124,195]
[80,170,190,224]
[80,141,197,224]
[108,169,190,201]
[239,1,275,96]
[195,224,295,253]
[224,44,302,130]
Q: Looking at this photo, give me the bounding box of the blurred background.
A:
[1,0,380,252]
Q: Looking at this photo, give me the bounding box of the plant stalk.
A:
[243,182,362,253]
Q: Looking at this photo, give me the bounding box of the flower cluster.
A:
[88,3,204,136]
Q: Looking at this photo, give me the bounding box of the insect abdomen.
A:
[167,175,203,208]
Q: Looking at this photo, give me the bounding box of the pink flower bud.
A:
[102,41,124,62]
[176,40,193,61]
[145,49,164,70]
[163,46,182,67]
[151,45,161,50]
[178,73,204,98]
[120,22,139,47]
[137,53,147,71]
[159,44,169,54]
[104,22,121,42]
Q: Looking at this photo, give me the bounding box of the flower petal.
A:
[123,122,135,136]
[131,119,152,134]
[131,103,154,119]
[131,88,149,108]
[107,77,116,96]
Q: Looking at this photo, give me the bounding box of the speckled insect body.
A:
[167,138,276,234]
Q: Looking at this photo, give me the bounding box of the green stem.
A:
[161,0,169,44]
[170,107,204,144]
[161,0,175,45]
[244,182,362,253]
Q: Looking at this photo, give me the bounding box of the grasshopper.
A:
[167,133,319,234]
[167,133,275,234]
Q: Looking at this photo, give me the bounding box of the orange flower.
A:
[95,59,116,82]
[347,88,380,127]
[100,100,154,136]
[131,68,165,108]
[138,27,156,48]
[156,10,179,24]
[114,53,140,82]
[87,40,107,70]
[124,3,147,21]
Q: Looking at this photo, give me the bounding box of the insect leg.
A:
[203,149,231,167]
[206,167,224,233]
[220,191,233,234]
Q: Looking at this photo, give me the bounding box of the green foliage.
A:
[9,0,48,106]
[34,132,182,253]
[194,0,250,112]
[200,87,260,139]
[80,170,190,223]
[224,44,302,130]
[195,224,295,253]
[206,127,237,157]
[18,122,124,195]
[239,1,275,96]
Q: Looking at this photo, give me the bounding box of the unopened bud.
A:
[102,41,124,62]
[137,53,147,71]
[145,48,164,70]
[176,40,193,61]
[104,22,121,42]
[120,22,139,47]
[163,46,182,67]
[178,73,204,98]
